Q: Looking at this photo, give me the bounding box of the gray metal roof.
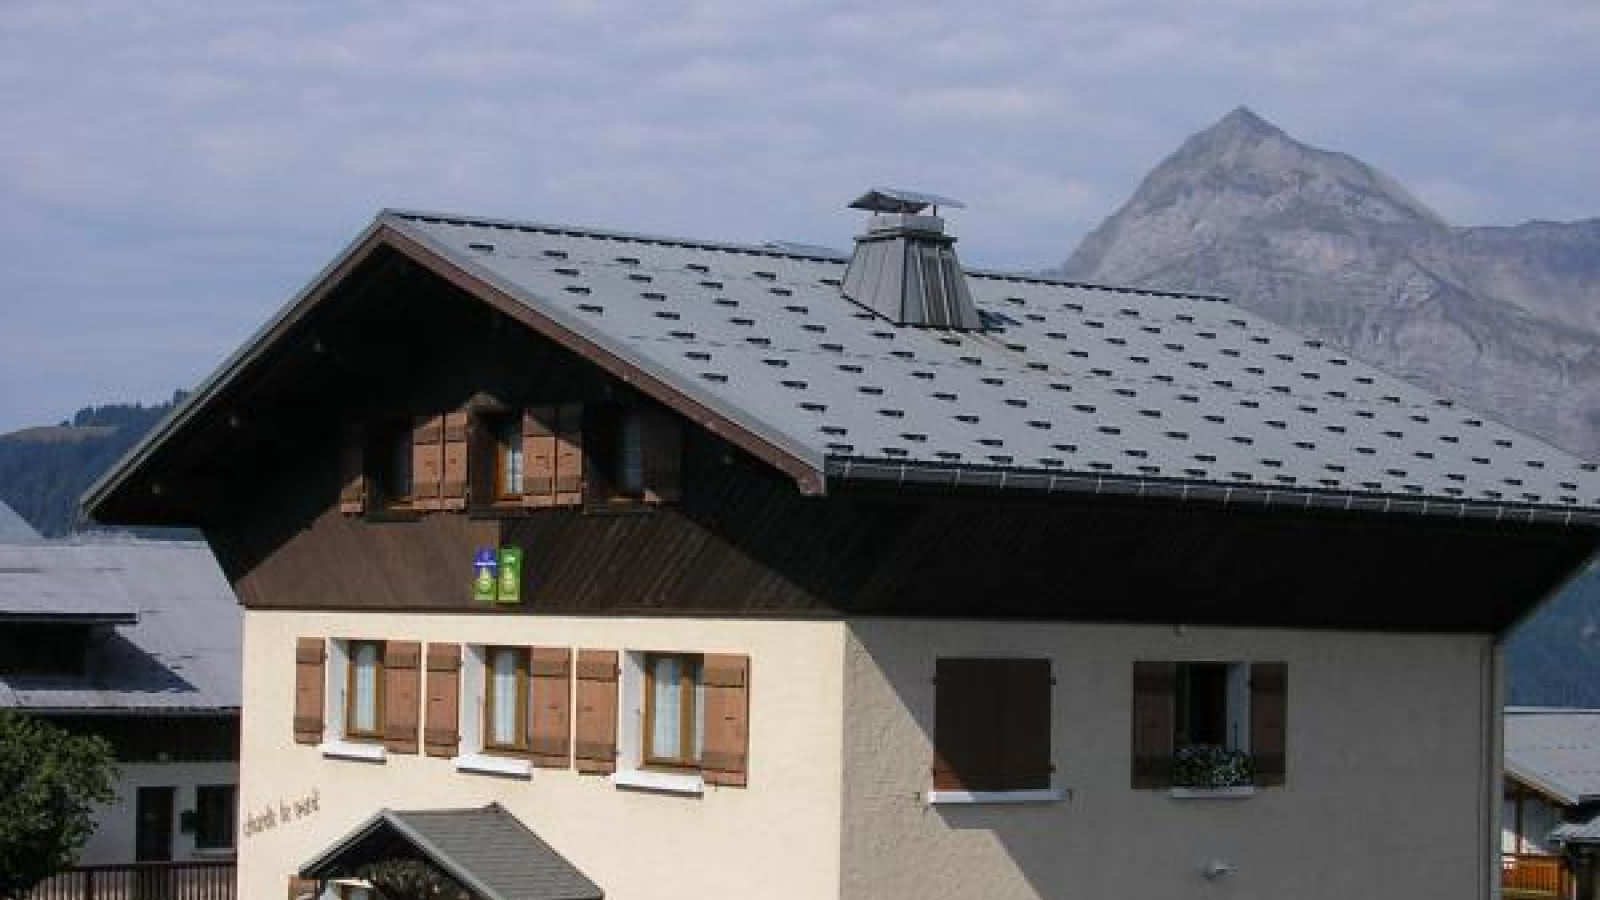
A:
[301,804,603,900]
[1506,708,1600,806]
[382,209,1600,524]
[0,501,40,543]
[0,538,240,712]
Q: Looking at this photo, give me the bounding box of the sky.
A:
[1,0,1597,433]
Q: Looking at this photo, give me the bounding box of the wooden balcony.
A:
[1503,852,1571,899]
[26,860,235,900]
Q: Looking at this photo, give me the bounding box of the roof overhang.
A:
[1506,759,1583,808]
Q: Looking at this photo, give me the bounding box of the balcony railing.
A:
[27,860,236,900]
[1502,852,1570,899]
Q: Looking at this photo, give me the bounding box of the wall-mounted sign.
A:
[473,547,498,604]
[497,547,523,605]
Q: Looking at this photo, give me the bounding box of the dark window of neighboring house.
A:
[643,652,703,769]
[193,784,237,850]
[366,422,412,507]
[345,640,385,741]
[932,658,1052,792]
[0,624,90,676]
[616,411,644,496]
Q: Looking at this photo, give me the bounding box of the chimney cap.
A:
[849,187,966,215]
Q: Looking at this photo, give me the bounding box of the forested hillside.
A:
[0,396,185,537]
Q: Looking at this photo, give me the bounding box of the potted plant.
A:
[1173,744,1253,791]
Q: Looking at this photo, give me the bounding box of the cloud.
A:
[0,0,1596,430]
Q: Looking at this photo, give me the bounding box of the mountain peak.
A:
[1210,105,1284,140]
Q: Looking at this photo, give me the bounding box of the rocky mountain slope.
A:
[1059,107,1600,459]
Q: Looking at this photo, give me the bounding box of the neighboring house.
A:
[0,506,241,868]
[84,192,1600,900]
[1505,708,1600,898]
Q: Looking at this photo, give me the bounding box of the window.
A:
[193,784,237,850]
[643,653,703,768]
[367,422,413,507]
[931,658,1053,798]
[488,413,524,501]
[1131,661,1287,790]
[345,640,385,741]
[483,646,528,752]
[616,412,645,497]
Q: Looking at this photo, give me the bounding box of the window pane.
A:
[619,414,644,494]
[649,655,682,760]
[351,643,379,734]
[497,418,523,496]
[489,648,520,746]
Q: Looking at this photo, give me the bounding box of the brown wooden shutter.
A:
[382,641,422,754]
[293,638,326,745]
[528,646,573,768]
[640,409,683,504]
[701,654,751,786]
[411,414,444,510]
[932,658,996,790]
[424,643,461,757]
[1000,659,1052,791]
[522,406,558,507]
[440,410,470,509]
[338,427,365,514]
[1131,661,1177,789]
[554,404,585,506]
[573,649,618,774]
[1250,662,1288,786]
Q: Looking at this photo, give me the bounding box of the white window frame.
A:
[611,650,704,795]
[318,639,386,762]
[452,645,532,778]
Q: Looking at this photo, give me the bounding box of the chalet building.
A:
[0,504,240,869]
[85,191,1600,900]
[1504,708,1600,899]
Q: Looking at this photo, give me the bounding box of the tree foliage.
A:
[353,858,471,900]
[0,710,119,899]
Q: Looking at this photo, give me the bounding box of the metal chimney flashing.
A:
[841,188,981,331]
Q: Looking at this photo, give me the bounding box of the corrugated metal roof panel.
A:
[388,210,1600,521]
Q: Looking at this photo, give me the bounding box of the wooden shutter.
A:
[573,649,618,774]
[932,658,996,790]
[701,654,751,786]
[522,406,558,507]
[554,404,585,506]
[1131,661,1177,789]
[411,414,444,510]
[338,426,365,514]
[1000,659,1052,791]
[382,641,422,754]
[440,410,470,510]
[424,643,461,757]
[640,409,683,504]
[1250,662,1288,786]
[528,647,573,768]
[293,638,326,745]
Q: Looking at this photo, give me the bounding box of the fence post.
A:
[83,868,95,900]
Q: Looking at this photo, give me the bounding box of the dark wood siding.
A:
[47,713,239,763]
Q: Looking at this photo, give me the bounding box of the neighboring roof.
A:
[85,208,1600,526]
[300,804,603,900]
[1505,708,1600,806]
[0,501,41,543]
[0,538,240,713]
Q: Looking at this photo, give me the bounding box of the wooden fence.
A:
[27,861,235,900]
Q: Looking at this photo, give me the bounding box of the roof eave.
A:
[825,457,1600,527]
[1505,760,1582,807]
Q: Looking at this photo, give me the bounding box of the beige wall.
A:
[840,619,1497,900]
[239,610,846,900]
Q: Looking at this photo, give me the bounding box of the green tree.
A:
[0,711,118,899]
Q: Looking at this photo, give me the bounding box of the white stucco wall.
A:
[239,610,846,900]
[79,761,239,865]
[840,619,1498,900]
